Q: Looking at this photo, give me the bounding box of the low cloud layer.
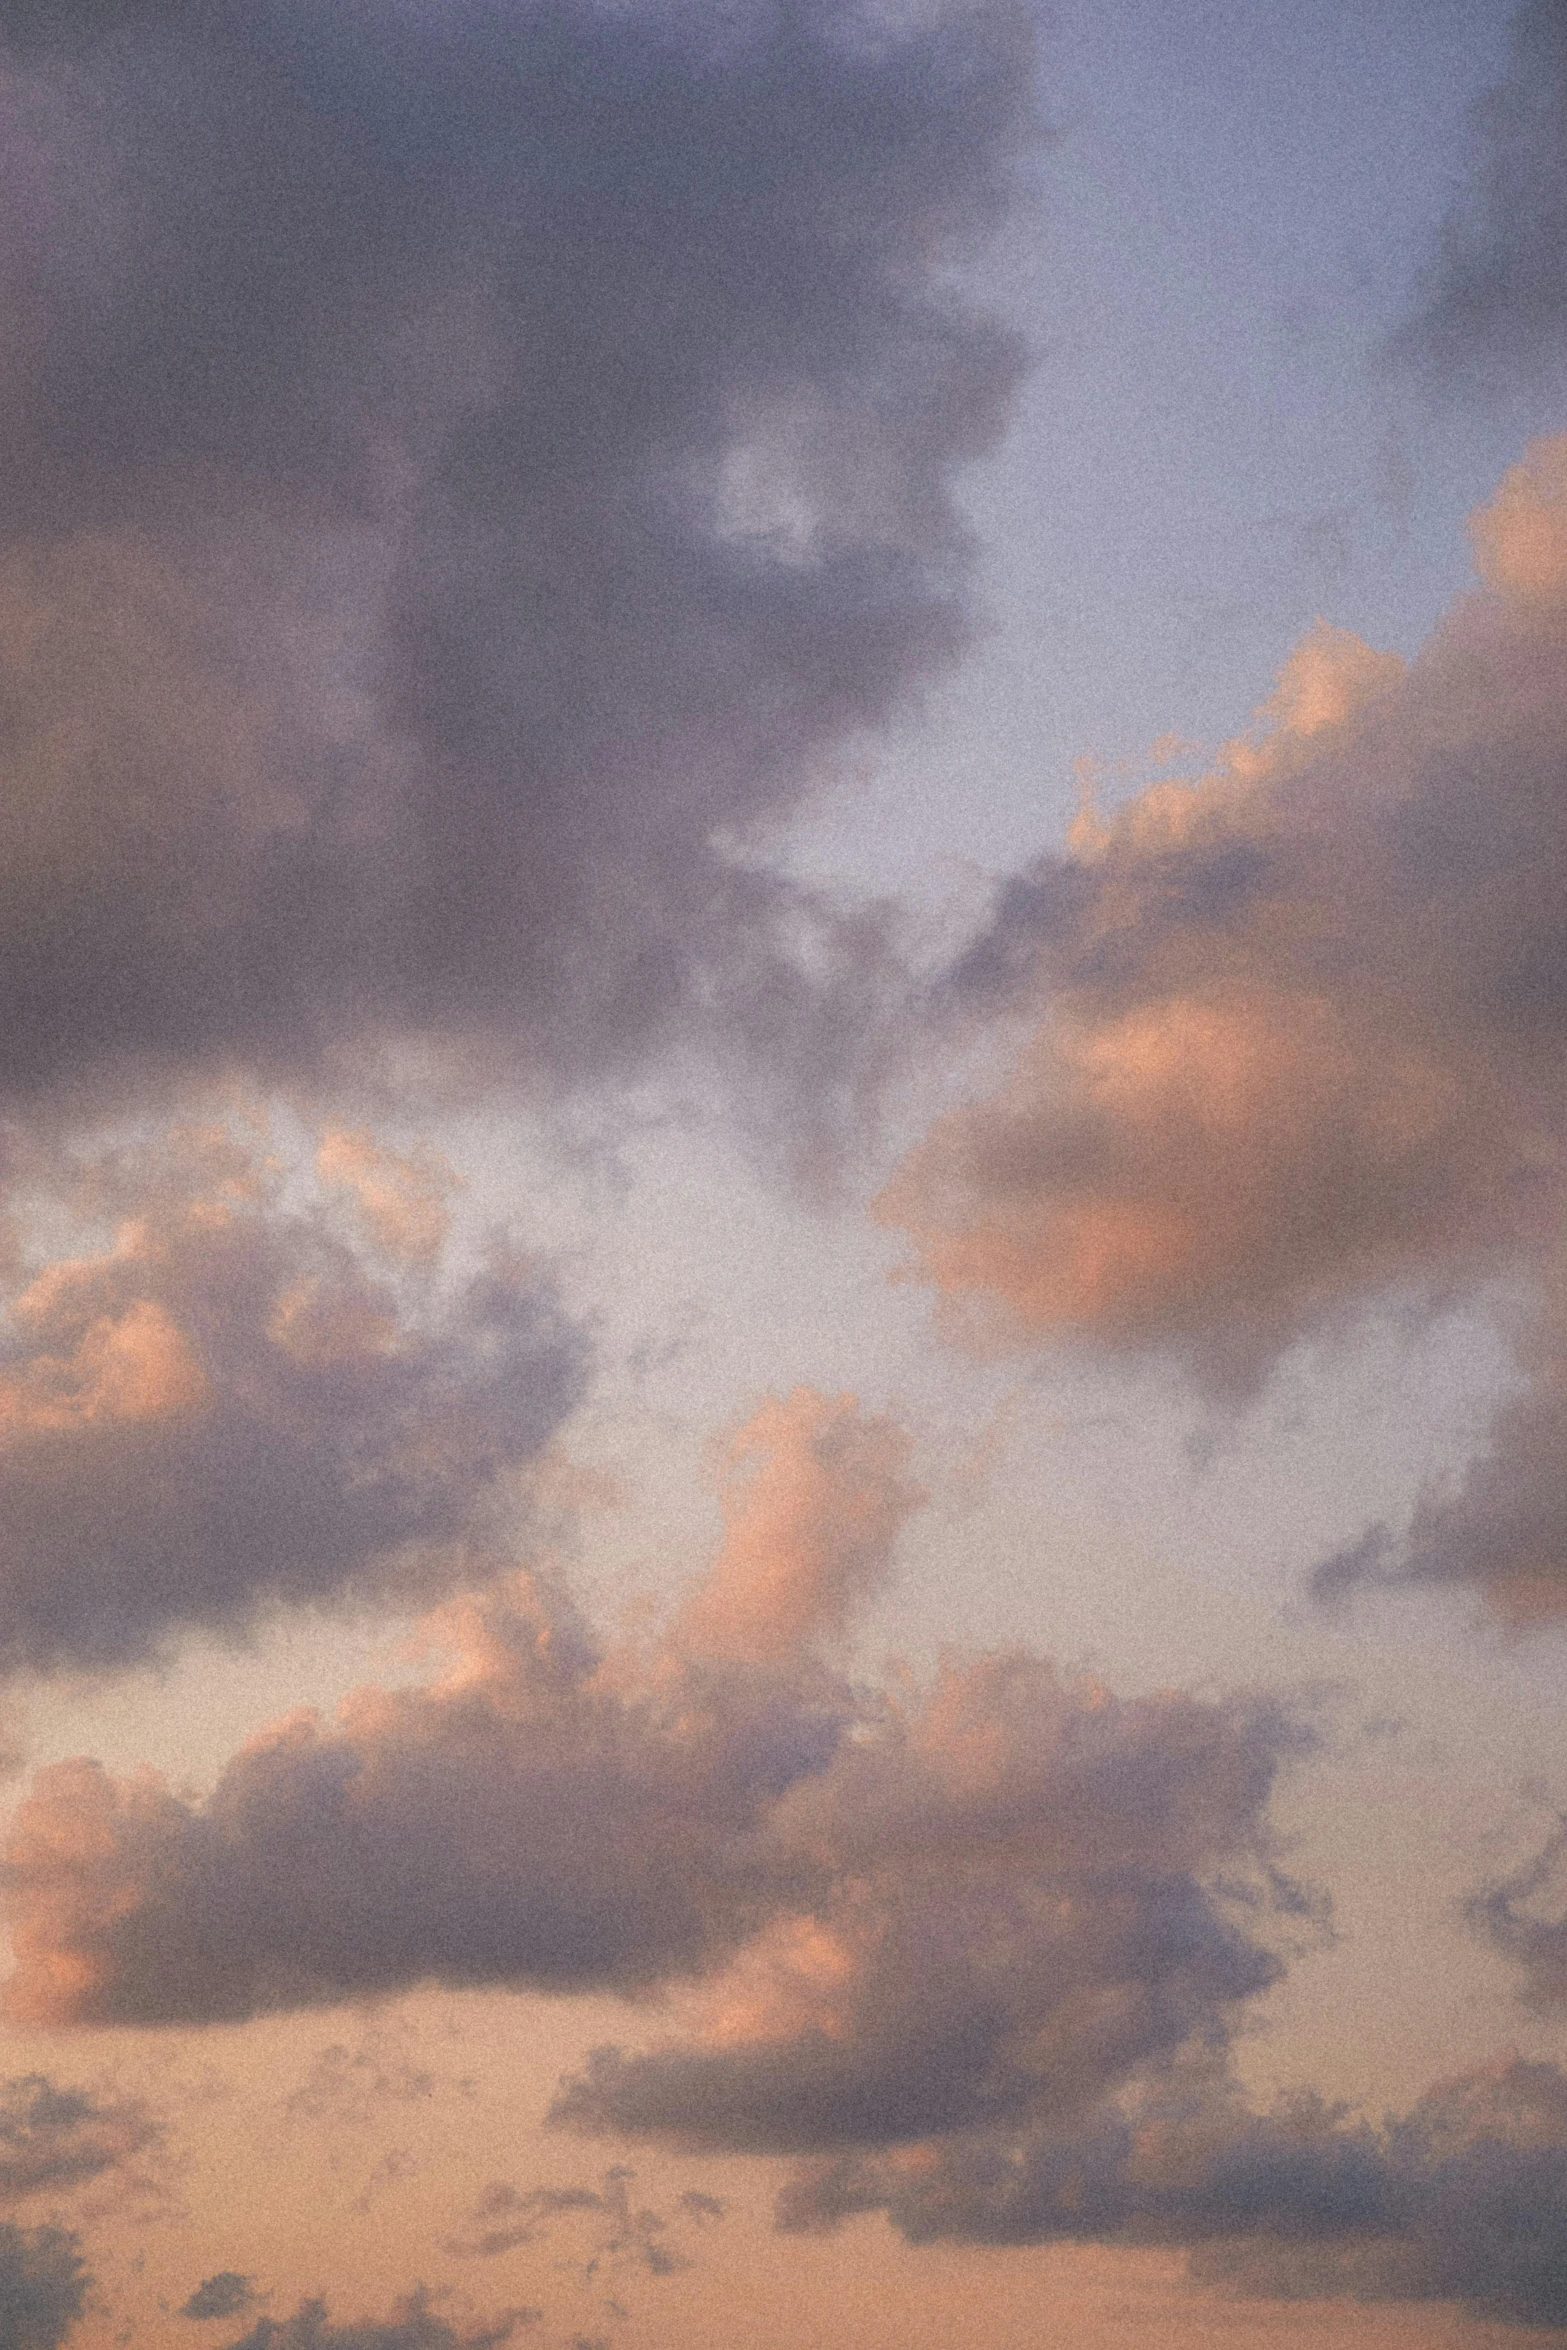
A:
[775,2053,1567,2332]
[221,2293,528,2350]
[884,440,1567,1612]
[0,0,1029,1122]
[0,1391,1296,2123]
[0,1124,581,1671]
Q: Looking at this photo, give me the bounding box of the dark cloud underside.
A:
[0,0,1031,1113]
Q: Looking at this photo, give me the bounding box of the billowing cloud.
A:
[0,1394,1299,2090]
[883,441,1567,1608]
[1399,0,1567,383]
[774,2053,1567,2332]
[0,1124,582,1671]
[0,0,1029,1120]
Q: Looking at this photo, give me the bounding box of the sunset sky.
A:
[1,2,1567,2346]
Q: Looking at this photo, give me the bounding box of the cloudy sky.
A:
[1,1,1567,2345]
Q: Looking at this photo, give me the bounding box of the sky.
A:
[2,0,1567,2345]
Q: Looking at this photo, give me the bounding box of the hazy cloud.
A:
[1469,1817,1567,2011]
[0,0,1030,1121]
[446,2166,723,2278]
[1398,0,1567,384]
[884,442,1567,1610]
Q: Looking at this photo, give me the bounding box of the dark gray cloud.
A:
[1,1461,1299,2072]
[0,0,1030,1120]
[776,2053,1567,2331]
[1398,0,1567,383]
[184,2275,262,2323]
[883,450,1567,1612]
[0,2225,87,2350]
[0,1126,582,1672]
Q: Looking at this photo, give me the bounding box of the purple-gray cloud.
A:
[0,0,1030,1123]
[0,1126,582,1671]
[0,1406,1300,2086]
[883,444,1567,1615]
[774,2054,1567,2332]
[1398,0,1567,386]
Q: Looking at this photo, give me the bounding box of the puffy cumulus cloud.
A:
[0,2225,86,2350]
[222,2292,529,2350]
[551,1658,1298,2154]
[0,1395,1300,2092]
[1399,0,1567,383]
[675,1388,920,1662]
[775,2053,1567,2332]
[883,443,1567,1608]
[0,0,1029,1120]
[0,1122,582,1672]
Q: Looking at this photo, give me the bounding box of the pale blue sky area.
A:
[788,0,1536,900]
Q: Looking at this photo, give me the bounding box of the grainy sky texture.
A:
[0,3,1565,2347]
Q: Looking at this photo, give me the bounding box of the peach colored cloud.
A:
[676,1389,919,1663]
[0,1124,580,1671]
[887,445,1567,1608]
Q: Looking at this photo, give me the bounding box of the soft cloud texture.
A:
[1469,1818,1567,2012]
[884,442,1567,1609]
[675,1387,919,1662]
[774,2053,1567,2331]
[0,0,1029,1120]
[0,1125,581,1670]
[0,1393,1297,2113]
[1400,0,1567,383]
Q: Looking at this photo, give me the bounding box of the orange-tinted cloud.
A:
[676,1389,919,1663]
[886,447,1567,1606]
[0,1419,1296,2075]
[0,1124,580,1671]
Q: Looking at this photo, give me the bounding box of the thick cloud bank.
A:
[0,0,1028,1115]
[885,441,1567,1613]
[1,1393,1295,2094]
[0,1124,581,1671]
[775,2053,1567,2331]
